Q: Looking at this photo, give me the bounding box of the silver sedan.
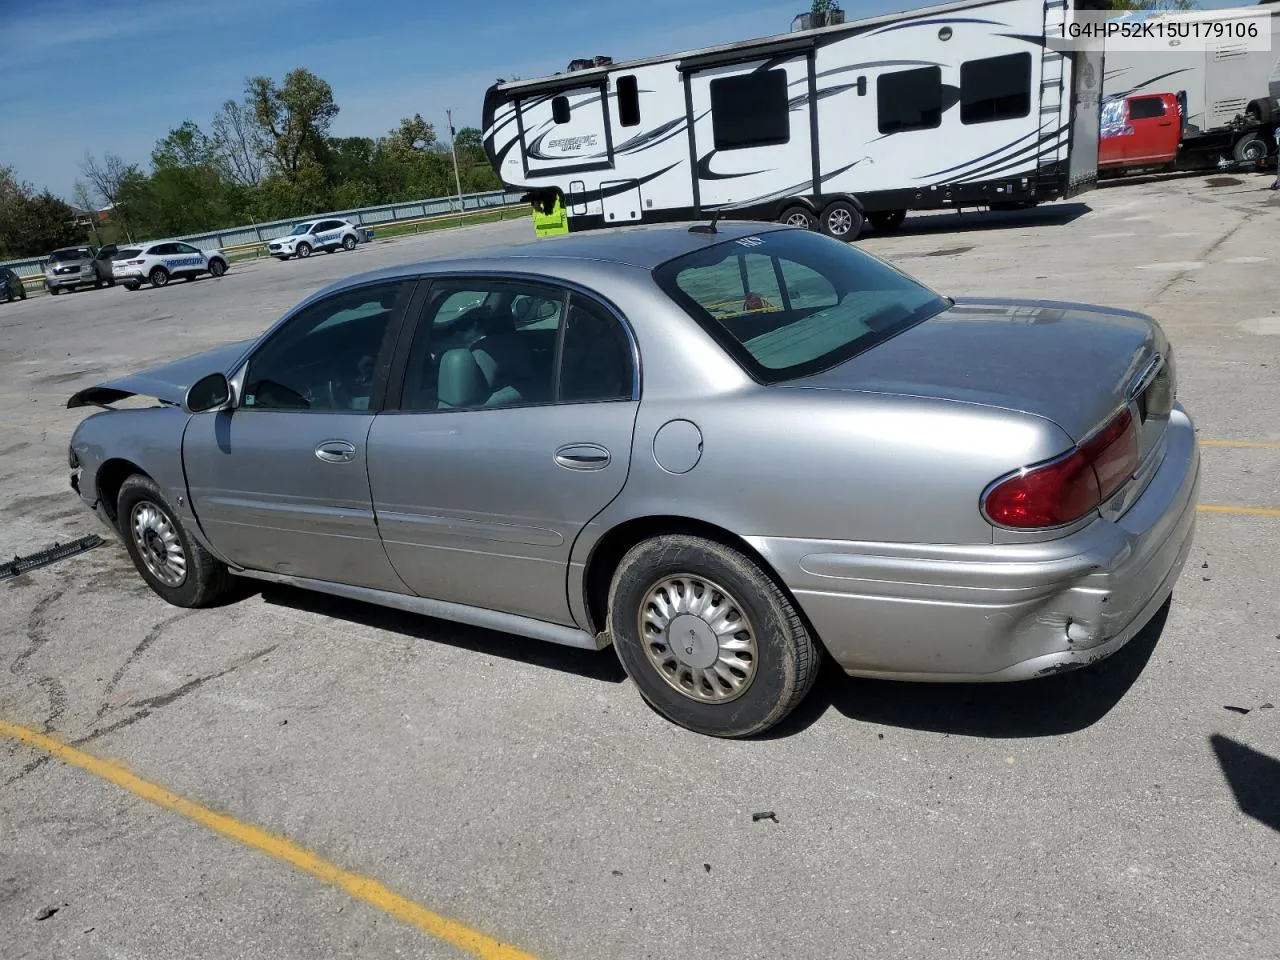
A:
[66,222,1200,737]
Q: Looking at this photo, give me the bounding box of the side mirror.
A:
[185,372,234,413]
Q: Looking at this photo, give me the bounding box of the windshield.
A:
[50,249,91,262]
[288,223,314,236]
[653,228,949,383]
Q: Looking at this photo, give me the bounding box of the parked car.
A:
[1099,93,1183,174]
[267,218,361,260]
[44,245,118,294]
[66,223,1199,737]
[1,267,28,302]
[111,241,229,290]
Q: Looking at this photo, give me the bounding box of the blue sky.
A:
[0,0,1253,201]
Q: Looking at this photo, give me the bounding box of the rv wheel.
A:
[778,206,816,231]
[820,201,863,241]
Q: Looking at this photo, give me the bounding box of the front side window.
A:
[289,223,314,236]
[243,281,410,412]
[175,242,202,255]
[654,230,948,383]
[877,66,942,134]
[710,68,790,150]
[397,280,633,411]
[960,53,1032,125]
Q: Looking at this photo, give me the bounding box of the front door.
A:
[183,279,416,591]
[687,55,814,212]
[1124,95,1178,165]
[368,277,639,626]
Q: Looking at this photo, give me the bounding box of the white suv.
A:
[267,219,361,260]
[112,241,229,290]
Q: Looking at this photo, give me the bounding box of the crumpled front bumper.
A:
[750,406,1201,682]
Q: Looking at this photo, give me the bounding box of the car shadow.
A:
[765,597,1170,740]
[256,582,628,684]
[870,202,1092,240]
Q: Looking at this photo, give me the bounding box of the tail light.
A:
[127,259,145,265]
[982,407,1140,529]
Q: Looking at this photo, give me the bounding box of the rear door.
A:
[687,55,813,212]
[1125,95,1178,165]
[367,277,639,626]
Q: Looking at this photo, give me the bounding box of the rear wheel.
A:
[117,474,232,608]
[820,200,863,241]
[342,235,357,251]
[296,242,312,259]
[149,267,169,288]
[1233,134,1268,163]
[868,209,906,232]
[778,205,816,231]
[607,534,821,738]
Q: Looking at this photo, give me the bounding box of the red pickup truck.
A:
[1099,93,1182,174]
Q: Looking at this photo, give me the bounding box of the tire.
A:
[778,205,817,231]
[116,474,232,608]
[95,278,103,289]
[124,281,140,291]
[607,534,821,738]
[149,267,170,288]
[1232,135,1267,163]
[296,242,312,259]
[819,200,863,241]
[209,259,226,277]
[49,286,60,296]
[1245,98,1274,125]
[342,235,357,251]
[868,209,906,232]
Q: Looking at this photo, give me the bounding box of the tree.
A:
[386,114,437,153]
[454,127,483,152]
[0,168,84,257]
[152,121,217,170]
[80,152,139,239]
[247,68,340,178]
[211,98,268,187]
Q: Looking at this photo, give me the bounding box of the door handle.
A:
[554,443,611,471]
[1158,120,1172,126]
[315,439,356,463]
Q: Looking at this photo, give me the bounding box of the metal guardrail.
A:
[1,188,528,281]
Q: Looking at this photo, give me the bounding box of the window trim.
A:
[959,52,1033,126]
[876,65,943,135]
[381,271,642,415]
[230,278,419,415]
[709,67,792,151]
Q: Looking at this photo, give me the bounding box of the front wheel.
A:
[49,286,60,296]
[608,534,821,738]
[209,259,226,277]
[296,242,312,259]
[117,474,232,608]
[868,209,906,232]
[342,235,357,251]
[149,267,169,288]
[820,200,863,242]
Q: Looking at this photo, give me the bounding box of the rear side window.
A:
[878,66,942,134]
[960,53,1032,124]
[710,69,790,150]
[616,74,640,127]
[1129,96,1166,120]
[654,230,947,383]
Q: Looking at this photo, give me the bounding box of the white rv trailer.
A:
[1101,2,1280,165]
[482,0,1108,238]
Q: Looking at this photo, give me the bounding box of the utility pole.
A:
[446,108,464,214]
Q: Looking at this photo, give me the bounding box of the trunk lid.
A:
[786,297,1170,454]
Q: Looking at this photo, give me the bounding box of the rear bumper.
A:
[751,406,1200,681]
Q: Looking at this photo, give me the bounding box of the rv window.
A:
[709,68,790,150]
[877,67,942,134]
[960,53,1031,124]
[616,75,641,127]
[1128,96,1166,120]
[552,96,571,124]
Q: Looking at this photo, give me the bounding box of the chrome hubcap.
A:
[131,500,187,587]
[638,575,758,703]
[828,209,852,235]
[786,212,810,227]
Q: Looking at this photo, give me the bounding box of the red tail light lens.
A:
[127,259,145,265]
[982,408,1140,529]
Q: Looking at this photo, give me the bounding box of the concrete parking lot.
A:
[2,172,1278,960]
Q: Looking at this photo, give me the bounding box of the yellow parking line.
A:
[1198,504,1280,517]
[0,719,538,960]
[1200,439,1280,449]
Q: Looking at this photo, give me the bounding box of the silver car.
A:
[66,223,1200,737]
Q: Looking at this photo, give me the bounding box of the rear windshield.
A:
[288,223,314,236]
[50,249,90,261]
[653,229,949,383]
[117,248,142,259]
